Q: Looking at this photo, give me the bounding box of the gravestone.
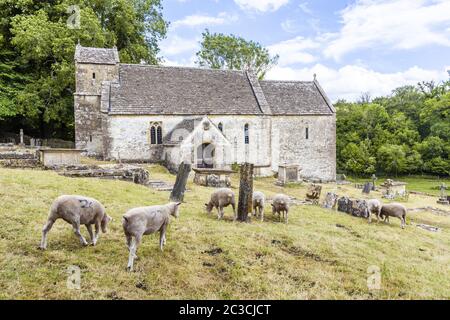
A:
[170,162,191,202]
[323,192,338,209]
[437,183,449,205]
[362,182,373,194]
[237,163,254,222]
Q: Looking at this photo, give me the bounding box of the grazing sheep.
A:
[39,195,112,250]
[367,199,382,223]
[271,194,290,223]
[122,202,181,272]
[252,191,266,221]
[205,188,236,221]
[380,203,407,229]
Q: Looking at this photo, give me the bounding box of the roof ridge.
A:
[119,63,245,74]
[313,79,336,113]
[260,80,314,84]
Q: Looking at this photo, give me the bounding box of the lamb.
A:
[252,191,266,221]
[271,194,290,223]
[380,203,407,229]
[122,202,181,271]
[366,199,382,223]
[205,188,236,221]
[39,195,112,250]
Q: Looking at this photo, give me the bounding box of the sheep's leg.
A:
[216,206,221,220]
[285,210,289,224]
[127,237,136,272]
[368,212,372,224]
[260,207,264,222]
[159,224,168,251]
[93,222,100,246]
[401,216,406,229]
[86,224,94,245]
[125,233,138,259]
[232,203,237,221]
[127,234,142,272]
[39,218,55,250]
[72,222,88,246]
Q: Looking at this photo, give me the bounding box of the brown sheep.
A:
[380,203,407,229]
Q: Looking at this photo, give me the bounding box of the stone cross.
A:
[19,129,24,146]
[371,174,377,190]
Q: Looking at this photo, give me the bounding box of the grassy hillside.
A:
[0,166,449,299]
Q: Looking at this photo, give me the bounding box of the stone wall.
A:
[272,115,336,182]
[74,62,119,156]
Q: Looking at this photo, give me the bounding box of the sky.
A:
[159,0,450,101]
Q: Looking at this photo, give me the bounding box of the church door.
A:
[197,143,215,168]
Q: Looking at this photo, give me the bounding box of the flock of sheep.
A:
[38,188,407,271]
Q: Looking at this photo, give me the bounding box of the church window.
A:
[218,122,223,132]
[150,122,163,145]
[244,124,249,144]
[92,72,96,79]
[306,127,309,140]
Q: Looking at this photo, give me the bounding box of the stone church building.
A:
[74,45,336,181]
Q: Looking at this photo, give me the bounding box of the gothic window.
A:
[218,122,223,132]
[244,124,249,144]
[150,122,162,145]
[92,72,96,79]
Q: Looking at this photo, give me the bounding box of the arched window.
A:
[92,72,96,79]
[305,127,309,140]
[150,122,163,145]
[157,126,163,144]
[150,126,157,145]
[218,122,223,132]
[244,124,249,144]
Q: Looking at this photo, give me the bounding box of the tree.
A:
[196,29,278,79]
[377,144,406,176]
[0,0,168,139]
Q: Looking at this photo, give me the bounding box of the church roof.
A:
[109,64,263,115]
[259,80,335,115]
[74,45,334,116]
[75,45,119,65]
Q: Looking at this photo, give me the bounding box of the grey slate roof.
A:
[259,81,334,115]
[108,64,263,115]
[75,45,119,65]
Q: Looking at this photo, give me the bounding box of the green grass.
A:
[348,175,450,196]
[0,166,449,300]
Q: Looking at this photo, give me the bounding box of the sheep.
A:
[366,199,382,223]
[204,188,236,221]
[380,203,407,229]
[252,191,266,221]
[271,194,290,223]
[122,202,181,272]
[39,195,112,250]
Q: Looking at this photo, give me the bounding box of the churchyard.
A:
[0,162,449,299]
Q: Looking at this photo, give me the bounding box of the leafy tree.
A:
[340,140,376,175]
[196,29,279,79]
[0,0,168,139]
[377,144,406,176]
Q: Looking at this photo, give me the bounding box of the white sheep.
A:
[271,194,290,223]
[252,191,266,221]
[39,195,112,250]
[367,199,382,223]
[204,188,236,220]
[122,202,181,272]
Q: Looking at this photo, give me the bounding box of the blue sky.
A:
[159,0,450,101]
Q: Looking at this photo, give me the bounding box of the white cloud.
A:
[160,35,199,56]
[267,64,449,101]
[234,0,289,13]
[324,0,450,61]
[268,36,320,65]
[298,2,313,15]
[280,19,299,33]
[172,12,238,29]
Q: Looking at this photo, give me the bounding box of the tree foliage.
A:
[0,0,167,139]
[196,29,278,79]
[337,81,450,177]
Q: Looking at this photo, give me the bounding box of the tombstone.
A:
[437,183,449,205]
[351,199,369,218]
[169,162,191,202]
[306,184,322,204]
[362,182,373,194]
[337,197,352,214]
[371,174,378,191]
[237,163,254,222]
[19,129,25,146]
[323,192,338,209]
